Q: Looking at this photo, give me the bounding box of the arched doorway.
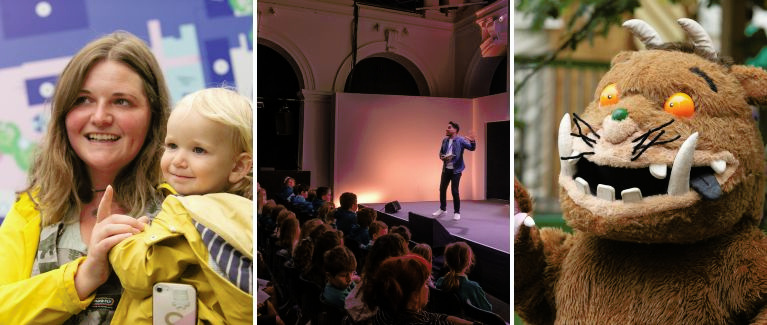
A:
[344,56,424,96]
[257,43,301,170]
[488,56,508,95]
[464,53,508,98]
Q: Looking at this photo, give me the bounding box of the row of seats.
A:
[427,286,507,325]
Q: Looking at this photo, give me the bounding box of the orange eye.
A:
[599,84,620,107]
[664,93,695,117]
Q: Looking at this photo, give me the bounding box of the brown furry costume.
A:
[515,19,767,324]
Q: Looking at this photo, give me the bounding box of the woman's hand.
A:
[74,185,148,300]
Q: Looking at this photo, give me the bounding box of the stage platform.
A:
[363,200,510,253]
[362,199,510,305]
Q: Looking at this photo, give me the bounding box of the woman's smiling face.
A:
[65,60,150,178]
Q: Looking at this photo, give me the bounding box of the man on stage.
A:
[433,121,476,220]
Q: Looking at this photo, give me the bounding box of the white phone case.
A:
[152,282,197,325]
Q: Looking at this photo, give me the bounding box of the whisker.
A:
[648,119,675,134]
[561,152,595,160]
[632,119,676,154]
[631,130,665,161]
[572,113,600,139]
[571,133,597,146]
[632,133,650,154]
[632,131,650,144]
[651,135,681,146]
[571,114,599,148]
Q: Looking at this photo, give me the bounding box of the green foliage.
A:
[516,0,641,47]
[513,0,725,92]
[514,0,643,92]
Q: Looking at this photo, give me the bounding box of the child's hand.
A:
[352,273,361,283]
[137,215,150,226]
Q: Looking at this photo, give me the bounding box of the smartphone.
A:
[152,282,197,325]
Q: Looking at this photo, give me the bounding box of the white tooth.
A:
[667,132,698,196]
[711,160,726,174]
[575,177,590,195]
[649,164,667,179]
[558,114,575,176]
[597,184,615,201]
[621,188,643,203]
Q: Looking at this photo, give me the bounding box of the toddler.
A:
[109,87,253,323]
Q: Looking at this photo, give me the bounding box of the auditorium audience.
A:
[256,189,507,324]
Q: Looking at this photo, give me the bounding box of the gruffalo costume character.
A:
[515,18,767,324]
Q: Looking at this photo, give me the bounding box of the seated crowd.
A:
[257,181,503,325]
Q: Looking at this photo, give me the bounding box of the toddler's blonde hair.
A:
[174,87,253,198]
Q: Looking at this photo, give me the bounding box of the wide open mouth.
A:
[573,158,720,201]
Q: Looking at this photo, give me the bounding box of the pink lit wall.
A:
[472,92,511,199]
[334,92,509,204]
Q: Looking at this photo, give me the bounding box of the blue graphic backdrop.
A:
[0,0,253,219]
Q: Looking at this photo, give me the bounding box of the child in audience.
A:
[259,201,276,229]
[257,187,267,215]
[321,246,360,308]
[345,233,409,322]
[349,207,376,246]
[411,243,433,266]
[369,220,389,245]
[390,225,412,247]
[292,222,331,272]
[290,183,314,217]
[362,255,473,325]
[300,218,326,239]
[435,241,492,311]
[276,214,300,259]
[109,87,253,323]
[313,186,333,212]
[317,202,337,229]
[273,209,294,238]
[304,229,344,287]
[279,176,295,202]
[334,192,358,235]
[411,243,435,287]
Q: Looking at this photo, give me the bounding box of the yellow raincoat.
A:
[109,191,253,324]
[0,191,94,324]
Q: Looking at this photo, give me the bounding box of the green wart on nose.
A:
[611,108,628,121]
